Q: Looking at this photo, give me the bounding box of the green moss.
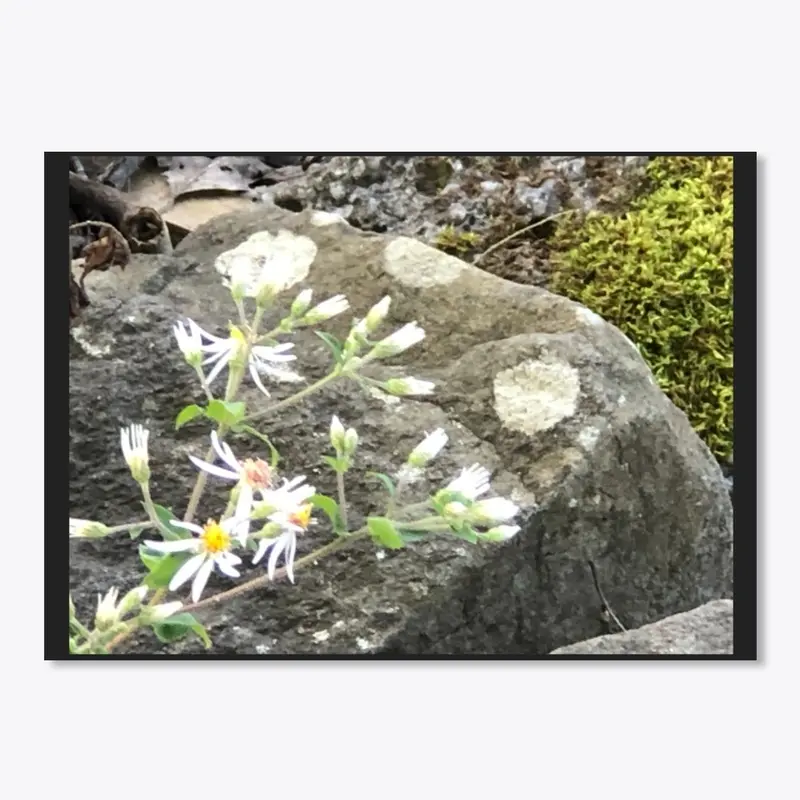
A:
[434,225,481,256]
[548,156,733,463]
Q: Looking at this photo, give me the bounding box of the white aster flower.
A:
[445,463,491,501]
[143,518,243,603]
[408,429,449,468]
[252,503,314,584]
[384,377,436,396]
[70,518,110,539]
[188,431,275,545]
[120,424,150,484]
[368,321,426,360]
[190,320,303,397]
[253,475,316,518]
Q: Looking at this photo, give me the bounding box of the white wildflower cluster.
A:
[70,228,524,655]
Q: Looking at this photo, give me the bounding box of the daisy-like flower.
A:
[383,377,436,396]
[446,463,491,501]
[253,475,316,519]
[408,429,448,468]
[252,503,314,584]
[143,518,243,603]
[367,321,426,360]
[188,431,275,545]
[70,518,110,539]
[120,424,150,484]
[189,319,303,397]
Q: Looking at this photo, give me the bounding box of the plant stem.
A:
[106,520,155,535]
[245,371,339,422]
[185,530,367,614]
[336,471,349,531]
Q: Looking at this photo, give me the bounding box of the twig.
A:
[587,559,627,633]
[473,209,575,266]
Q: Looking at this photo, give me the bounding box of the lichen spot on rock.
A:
[494,360,580,435]
[575,305,604,326]
[383,237,466,288]
[578,426,601,451]
[310,210,347,227]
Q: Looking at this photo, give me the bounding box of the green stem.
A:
[141,484,176,538]
[245,371,340,423]
[336,471,349,531]
[184,529,370,614]
[106,520,155,535]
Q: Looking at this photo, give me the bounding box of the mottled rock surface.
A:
[550,600,734,655]
[69,205,733,655]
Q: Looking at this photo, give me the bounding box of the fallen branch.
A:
[587,559,627,633]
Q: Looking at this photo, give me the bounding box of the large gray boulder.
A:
[69,205,733,655]
[549,600,734,655]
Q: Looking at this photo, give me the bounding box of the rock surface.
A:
[549,599,734,655]
[69,204,733,655]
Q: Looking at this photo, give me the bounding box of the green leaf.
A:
[450,524,479,544]
[233,423,281,468]
[322,454,349,473]
[152,613,211,649]
[310,493,345,535]
[367,517,405,550]
[147,503,193,540]
[139,546,188,589]
[399,531,428,543]
[366,471,396,497]
[175,404,204,430]
[314,331,343,362]
[205,399,246,426]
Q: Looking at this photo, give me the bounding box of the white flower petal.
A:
[143,539,199,553]
[169,552,206,591]
[188,456,240,481]
[170,521,204,534]
[252,539,271,565]
[285,533,297,584]
[211,431,241,472]
[191,558,216,603]
[248,361,272,397]
[205,350,231,385]
[215,555,241,579]
[267,534,288,581]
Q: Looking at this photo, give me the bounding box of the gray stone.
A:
[69,205,732,656]
[550,600,733,655]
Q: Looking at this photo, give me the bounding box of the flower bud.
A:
[384,377,435,396]
[343,427,359,457]
[140,601,184,623]
[70,518,110,539]
[368,322,426,360]
[479,525,521,542]
[94,588,121,632]
[408,429,448,468]
[364,296,391,332]
[291,288,314,318]
[120,425,150,485]
[118,586,148,617]
[330,415,346,452]
[302,294,350,325]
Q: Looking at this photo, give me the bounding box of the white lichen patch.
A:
[618,394,627,406]
[310,210,347,227]
[376,550,387,561]
[71,326,113,358]
[255,643,271,655]
[356,637,373,652]
[574,306,604,326]
[214,229,317,286]
[494,360,580,435]
[577,426,601,451]
[312,630,330,643]
[383,237,466,288]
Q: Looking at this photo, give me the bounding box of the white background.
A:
[5,0,791,797]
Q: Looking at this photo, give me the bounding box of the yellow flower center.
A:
[289,504,313,529]
[242,458,273,489]
[201,520,231,554]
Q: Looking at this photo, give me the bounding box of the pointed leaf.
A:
[146,503,193,540]
[152,613,211,649]
[310,493,345,535]
[233,423,281,468]
[314,330,343,362]
[205,399,246,426]
[139,546,188,589]
[367,517,405,550]
[366,471,396,497]
[175,404,204,430]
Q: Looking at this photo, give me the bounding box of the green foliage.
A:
[433,225,480,256]
[548,156,733,463]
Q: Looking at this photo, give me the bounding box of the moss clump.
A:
[433,225,481,257]
[548,156,733,463]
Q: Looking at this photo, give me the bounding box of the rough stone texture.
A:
[549,600,733,655]
[69,204,733,656]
